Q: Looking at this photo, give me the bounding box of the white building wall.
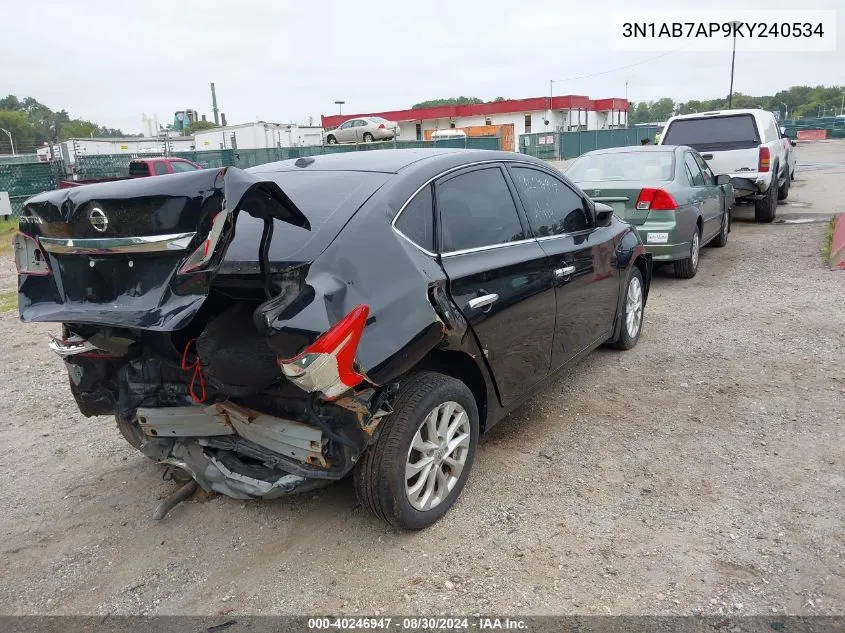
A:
[194,123,326,149]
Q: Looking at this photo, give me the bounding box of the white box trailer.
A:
[36,137,196,165]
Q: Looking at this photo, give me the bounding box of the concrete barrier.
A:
[831,214,845,270]
[796,129,828,141]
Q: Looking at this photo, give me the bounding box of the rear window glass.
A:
[128,162,149,176]
[566,152,674,182]
[662,115,760,151]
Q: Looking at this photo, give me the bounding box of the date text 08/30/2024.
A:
[307,617,528,630]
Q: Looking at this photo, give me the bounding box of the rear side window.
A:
[437,167,525,253]
[128,162,149,176]
[153,161,169,176]
[510,166,592,236]
[662,115,760,151]
[684,153,706,186]
[395,186,434,252]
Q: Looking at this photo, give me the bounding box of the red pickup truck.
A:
[59,157,202,188]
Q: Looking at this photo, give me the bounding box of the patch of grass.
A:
[821,215,837,264]
[0,218,17,255]
[0,290,17,313]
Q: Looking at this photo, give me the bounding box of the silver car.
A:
[325,117,400,144]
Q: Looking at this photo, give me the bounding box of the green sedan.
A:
[566,145,733,278]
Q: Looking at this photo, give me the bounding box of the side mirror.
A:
[715,174,731,186]
[594,202,613,227]
[790,140,797,147]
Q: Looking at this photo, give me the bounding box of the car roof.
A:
[581,146,683,157]
[248,148,541,175]
[668,109,767,120]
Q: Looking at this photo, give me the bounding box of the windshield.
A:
[567,152,675,182]
[662,114,760,151]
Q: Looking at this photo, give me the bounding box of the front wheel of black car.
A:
[354,372,479,530]
[608,267,645,350]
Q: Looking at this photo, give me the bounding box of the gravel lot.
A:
[1,141,843,617]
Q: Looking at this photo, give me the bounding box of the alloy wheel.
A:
[625,276,643,339]
[691,231,700,270]
[405,401,471,512]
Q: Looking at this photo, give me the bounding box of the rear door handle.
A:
[468,293,499,310]
[554,266,576,278]
[702,154,713,160]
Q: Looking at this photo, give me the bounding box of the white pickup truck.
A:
[658,109,790,222]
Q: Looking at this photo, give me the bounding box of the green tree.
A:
[412,96,484,108]
[184,120,218,135]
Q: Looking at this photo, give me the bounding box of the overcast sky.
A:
[2,0,841,134]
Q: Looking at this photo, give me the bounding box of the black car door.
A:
[435,164,556,406]
[507,164,620,370]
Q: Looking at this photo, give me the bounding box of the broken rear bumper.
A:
[148,439,331,500]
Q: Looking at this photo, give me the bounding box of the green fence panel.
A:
[0,154,41,165]
[0,162,57,215]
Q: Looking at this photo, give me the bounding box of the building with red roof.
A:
[321,95,629,150]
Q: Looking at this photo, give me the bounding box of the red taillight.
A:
[758,146,770,173]
[635,188,678,211]
[13,232,51,276]
[178,211,229,274]
[378,123,385,129]
[279,304,369,400]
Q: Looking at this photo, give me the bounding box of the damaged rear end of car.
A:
[15,164,450,503]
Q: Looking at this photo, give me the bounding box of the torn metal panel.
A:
[137,406,235,438]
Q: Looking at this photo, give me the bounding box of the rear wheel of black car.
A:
[608,267,644,350]
[354,371,479,530]
[674,227,700,279]
[755,169,778,222]
[115,413,145,450]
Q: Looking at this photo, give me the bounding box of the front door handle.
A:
[468,293,499,310]
[554,265,576,278]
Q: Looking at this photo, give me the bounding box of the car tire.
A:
[754,167,778,222]
[777,168,790,201]
[608,266,645,350]
[711,205,730,247]
[674,226,701,279]
[326,135,337,145]
[115,413,145,450]
[353,371,479,530]
[362,132,374,143]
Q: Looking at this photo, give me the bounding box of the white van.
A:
[658,109,790,222]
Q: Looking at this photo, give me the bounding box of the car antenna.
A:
[294,157,315,168]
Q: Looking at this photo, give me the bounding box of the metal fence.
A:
[0,137,502,215]
[0,162,64,215]
[520,127,663,161]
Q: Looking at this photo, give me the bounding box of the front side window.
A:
[340,120,354,129]
[437,167,525,253]
[511,166,592,236]
[395,185,434,252]
[692,152,714,183]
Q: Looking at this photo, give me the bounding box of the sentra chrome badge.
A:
[19,214,43,225]
[88,207,108,232]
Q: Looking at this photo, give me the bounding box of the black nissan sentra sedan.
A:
[15,149,651,529]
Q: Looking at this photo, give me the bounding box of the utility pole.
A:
[840,91,844,116]
[0,128,15,155]
[210,83,219,126]
[727,22,739,109]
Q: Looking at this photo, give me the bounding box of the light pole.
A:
[781,102,789,121]
[334,100,345,115]
[727,21,740,109]
[0,127,15,155]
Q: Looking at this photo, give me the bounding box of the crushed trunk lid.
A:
[16,167,309,330]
